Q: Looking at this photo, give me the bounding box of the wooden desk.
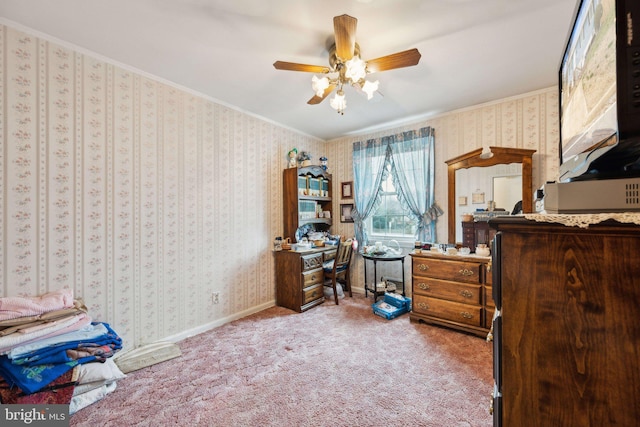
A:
[274,246,336,312]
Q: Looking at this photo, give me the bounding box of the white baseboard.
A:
[159,300,276,343]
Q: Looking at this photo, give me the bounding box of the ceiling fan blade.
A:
[333,14,357,61]
[366,48,422,73]
[307,84,336,105]
[273,61,330,73]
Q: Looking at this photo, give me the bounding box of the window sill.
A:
[366,236,416,249]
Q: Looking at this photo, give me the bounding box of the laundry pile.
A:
[0,289,126,414]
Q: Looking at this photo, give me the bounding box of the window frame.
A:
[365,169,417,246]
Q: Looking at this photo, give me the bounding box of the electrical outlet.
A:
[211,292,219,304]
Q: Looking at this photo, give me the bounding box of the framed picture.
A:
[458,196,467,206]
[472,191,485,204]
[340,203,354,223]
[341,181,353,199]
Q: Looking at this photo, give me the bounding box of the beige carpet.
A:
[70,294,493,426]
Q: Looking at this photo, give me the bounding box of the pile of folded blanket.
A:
[0,289,125,414]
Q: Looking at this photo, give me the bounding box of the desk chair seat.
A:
[323,239,353,305]
[322,260,348,273]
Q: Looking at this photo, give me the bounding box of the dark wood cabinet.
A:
[473,221,494,246]
[461,221,475,249]
[461,221,496,251]
[489,217,640,426]
[283,166,332,243]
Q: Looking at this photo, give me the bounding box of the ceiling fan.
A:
[273,14,421,114]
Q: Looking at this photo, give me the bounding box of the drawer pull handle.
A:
[458,269,474,277]
[417,302,430,310]
[418,282,430,291]
[311,275,317,281]
[418,264,429,271]
[460,312,473,319]
[459,290,473,298]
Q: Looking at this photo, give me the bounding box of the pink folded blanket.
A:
[0,313,91,355]
[0,289,74,321]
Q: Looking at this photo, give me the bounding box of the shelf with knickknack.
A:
[283,165,332,243]
[277,164,334,313]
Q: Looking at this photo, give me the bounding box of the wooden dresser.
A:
[274,247,336,312]
[409,251,492,337]
[489,217,640,426]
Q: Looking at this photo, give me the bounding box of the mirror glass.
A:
[493,175,522,213]
[454,163,522,242]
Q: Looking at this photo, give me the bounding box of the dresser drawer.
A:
[485,285,495,307]
[485,261,493,285]
[323,249,337,262]
[412,295,482,327]
[412,257,481,284]
[302,253,323,271]
[303,284,324,305]
[302,268,323,288]
[485,307,495,329]
[413,277,481,305]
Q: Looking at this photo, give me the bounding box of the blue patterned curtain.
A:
[351,139,389,245]
[389,127,439,242]
[352,127,439,245]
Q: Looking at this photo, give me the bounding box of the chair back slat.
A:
[335,239,353,268]
[324,239,354,304]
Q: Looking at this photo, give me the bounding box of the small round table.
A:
[360,250,407,301]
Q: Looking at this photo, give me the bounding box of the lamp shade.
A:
[345,56,367,82]
[311,75,330,97]
[361,80,379,100]
[330,90,347,114]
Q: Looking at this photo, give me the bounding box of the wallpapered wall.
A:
[325,87,560,291]
[1,21,561,348]
[0,24,325,348]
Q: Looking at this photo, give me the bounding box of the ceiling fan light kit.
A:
[330,89,347,115]
[344,55,367,82]
[311,75,330,97]
[274,14,421,115]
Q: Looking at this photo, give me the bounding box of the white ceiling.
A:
[0,0,578,141]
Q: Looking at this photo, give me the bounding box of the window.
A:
[352,127,435,246]
[367,167,417,242]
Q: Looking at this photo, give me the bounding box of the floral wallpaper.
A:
[1,21,561,348]
[0,23,324,348]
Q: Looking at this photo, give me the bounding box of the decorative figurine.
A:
[320,156,328,171]
[287,148,298,168]
[297,151,311,167]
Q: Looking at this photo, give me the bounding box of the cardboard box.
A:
[384,293,411,311]
[372,300,408,320]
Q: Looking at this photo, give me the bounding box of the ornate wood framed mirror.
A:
[445,147,536,243]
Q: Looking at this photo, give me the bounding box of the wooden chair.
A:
[323,239,354,305]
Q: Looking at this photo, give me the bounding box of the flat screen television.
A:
[558,0,640,182]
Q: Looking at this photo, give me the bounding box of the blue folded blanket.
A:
[0,322,122,394]
[12,322,122,366]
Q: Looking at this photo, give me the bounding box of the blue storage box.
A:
[372,300,408,320]
[383,293,411,311]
